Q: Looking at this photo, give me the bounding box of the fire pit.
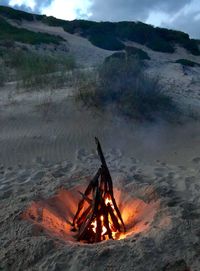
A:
[22,139,159,244]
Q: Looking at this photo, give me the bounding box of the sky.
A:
[1,0,200,38]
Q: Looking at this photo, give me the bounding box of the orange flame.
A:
[22,184,160,243]
[90,195,118,240]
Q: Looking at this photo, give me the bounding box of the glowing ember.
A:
[22,185,160,243]
[21,138,161,244]
[71,138,126,243]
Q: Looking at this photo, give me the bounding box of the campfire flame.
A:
[74,193,121,242]
[22,138,160,243]
[22,185,160,243]
[71,138,126,243]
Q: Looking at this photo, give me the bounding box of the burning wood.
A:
[72,137,126,243]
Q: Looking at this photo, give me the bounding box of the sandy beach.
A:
[1,81,200,270]
[1,15,200,271]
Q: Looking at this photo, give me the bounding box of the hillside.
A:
[0,5,200,55]
[1,5,200,112]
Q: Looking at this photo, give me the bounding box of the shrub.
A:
[0,63,6,87]
[105,47,150,63]
[125,46,150,60]
[105,52,126,63]
[182,39,200,55]
[147,38,174,53]
[89,34,124,50]
[75,58,177,121]
[175,59,200,67]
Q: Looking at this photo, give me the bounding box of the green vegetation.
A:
[41,16,200,55]
[125,46,150,60]
[0,5,34,21]
[75,58,177,121]
[105,47,150,63]
[0,64,6,86]
[175,59,200,67]
[0,17,64,45]
[0,6,199,54]
[0,47,76,89]
[105,52,127,62]
[89,33,124,51]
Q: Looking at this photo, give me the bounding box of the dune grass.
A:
[0,48,76,89]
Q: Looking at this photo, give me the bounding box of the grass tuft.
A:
[0,48,76,90]
[75,57,178,121]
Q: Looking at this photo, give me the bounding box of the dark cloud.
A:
[88,0,193,22]
[163,11,200,39]
[87,0,200,38]
[0,0,53,13]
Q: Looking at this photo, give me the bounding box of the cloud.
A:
[88,0,193,22]
[161,0,200,38]
[0,0,54,13]
[163,12,200,39]
[42,0,92,20]
[87,0,200,38]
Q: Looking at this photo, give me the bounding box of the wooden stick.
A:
[95,137,126,232]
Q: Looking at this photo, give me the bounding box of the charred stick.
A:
[95,214,102,242]
[78,211,95,240]
[107,204,121,232]
[95,137,107,168]
[77,205,92,228]
[85,168,101,196]
[78,191,92,205]
[73,168,101,226]
[103,206,113,239]
[110,194,126,232]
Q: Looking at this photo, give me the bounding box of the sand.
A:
[1,84,200,270]
[1,147,200,270]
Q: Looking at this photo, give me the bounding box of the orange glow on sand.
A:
[22,184,160,243]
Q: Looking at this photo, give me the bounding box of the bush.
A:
[105,47,150,64]
[105,52,127,63]
[0,63,6,87]
[75,58,177,121]
[175,59,200,67]
[125,46,150,60]
[147,38,174,53]
[89,34,124,51]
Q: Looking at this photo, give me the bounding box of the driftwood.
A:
[72,138,126,243]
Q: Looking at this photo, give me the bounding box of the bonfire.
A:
[72,138,126,243]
